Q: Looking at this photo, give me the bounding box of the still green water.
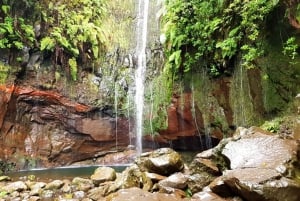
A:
[7,165,128,182]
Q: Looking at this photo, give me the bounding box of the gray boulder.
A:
[136,148,184,176]
[210,127,300,201]
[90,166,116,185]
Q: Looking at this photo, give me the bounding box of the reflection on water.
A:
[7,165,129,182]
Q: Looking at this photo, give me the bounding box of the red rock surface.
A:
[0,83,224,167]
[0,84,130,168]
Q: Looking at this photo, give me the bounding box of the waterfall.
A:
[114,84,118,150]
[231,62,254,127]
[135,0,149,154]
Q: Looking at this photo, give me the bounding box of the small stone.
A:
[0,175,11,182]
[28,181,46,190]
[45,180,64,190]
[3,181,28,193]
[187,173,215,193]
[209,176,233,197]
[145,172,166,181]
[158,172,188,190]
[196,149,214,159]
[73,191,85,199]
[72,177,94,191]
[28,196,40,201]
[40,189,54,199]
[81,198,93,201]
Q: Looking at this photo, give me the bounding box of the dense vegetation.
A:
[0,0,108,81]
[0,0,299,134]
[158,0,300,133]
[162,0,298,79]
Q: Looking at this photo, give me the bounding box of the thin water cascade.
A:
[114,84,118,150]
[239,64,246,126]
[127,94,132,146]
[231,62,254,127]
[135,0,149,154]
[191,81,204,149]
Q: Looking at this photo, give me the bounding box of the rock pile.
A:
[0,127,299,200]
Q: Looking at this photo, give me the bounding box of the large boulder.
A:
[1,181,28,193]
[187,148,222,193]
[135,148,184,176]
[210,127,300,201]
[90,166,116,185]
[222,127,297,170]
[223,169,300,201]
[113,164,153,191]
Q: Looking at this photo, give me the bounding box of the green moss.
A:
[257,6,300,115]
[186,71,229,132]
[143,73,172,135]
[0,191,8,198]
[260,39,300,114]
[162,0,279,78]
[260,117,283,133]
[102,0,136,50]
[0,63,10,84]
[295,168,300,184]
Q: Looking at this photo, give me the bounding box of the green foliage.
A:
[296,3,300,22]
[40,37,55,51]
[0,159,15,174]
[0,63,10,84]
[37,0,108,80]
[102,0,135,51]
[261,117,283,133]
[40,0,108,59]
[27,174,36,181]
[143,73,172,134]
[0,6,35,51]
[0,191,8,198]
[68,58,78,81]
[185,188,193,198]
[283,37,298,60]
[162,0,279,78]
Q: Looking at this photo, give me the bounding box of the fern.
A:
[40,37,55,51]
[0,13,34,51]
[163,0,280,78]
[38,0,108,80]
[68,58,78,81]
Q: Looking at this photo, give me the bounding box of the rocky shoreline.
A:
[0,127,299,201]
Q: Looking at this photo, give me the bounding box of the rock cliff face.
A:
[0,84,131,168]
[0,51,298,169]
[0,81,221,169]
[0,66,260,169]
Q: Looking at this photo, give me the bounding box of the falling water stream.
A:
[114,84,118,150]
[135,0,149,154]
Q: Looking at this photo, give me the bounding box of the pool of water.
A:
[6,165,129,182]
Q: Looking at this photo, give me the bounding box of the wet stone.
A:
[90,166,116,185]
[45,180,64,190]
